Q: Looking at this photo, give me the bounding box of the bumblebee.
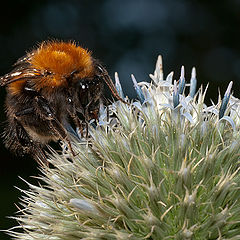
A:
[0,41,125,164]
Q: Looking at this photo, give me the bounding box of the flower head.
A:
[8,55,240,240]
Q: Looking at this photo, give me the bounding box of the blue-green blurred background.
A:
[1,0,240,239]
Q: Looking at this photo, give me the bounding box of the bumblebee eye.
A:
[79,82,89,89]
[81,84,86,89]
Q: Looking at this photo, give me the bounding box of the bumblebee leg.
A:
[14,96,77,158]
[66,101,86,138]
[15,107,35,117]
[49,118,77,156]
[34,96,77,157]
[69,113,84,138]
[13,117,48,166]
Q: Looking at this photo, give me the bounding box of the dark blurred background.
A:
[1,0,240,239]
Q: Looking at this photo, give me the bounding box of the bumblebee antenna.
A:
[97,65,129,105]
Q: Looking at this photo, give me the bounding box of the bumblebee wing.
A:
[0,65,43,86]
[13,52,34,67]
[0,51,42,86]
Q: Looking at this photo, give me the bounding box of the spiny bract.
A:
[7,56,240,240]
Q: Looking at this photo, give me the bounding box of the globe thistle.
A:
[6,56,240,240]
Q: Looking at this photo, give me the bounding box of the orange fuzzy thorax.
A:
[30,42,94,90]
[7,42,95,95]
